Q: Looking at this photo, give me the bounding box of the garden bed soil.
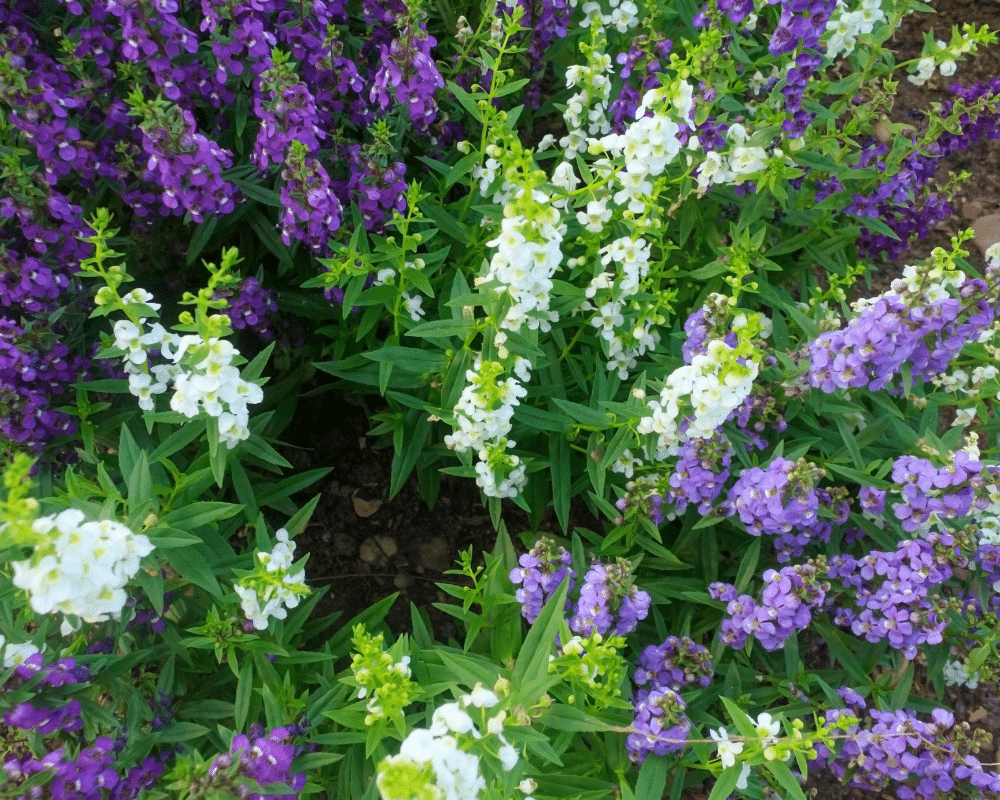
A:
[281,2,1000,797]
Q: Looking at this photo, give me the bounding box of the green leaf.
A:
[231,460,259,520]
[118,425,142,486]
[230,175,282,207]
[235,660,253,732]
[241,433,294,470]
[446,81,483,122]
[283,493,322,537]
[418,198,471,242]
[241,342,275,383]
[812,619,872,688]
[536,705,616,732]
[549,435,571,534]
[158,502,241,530]
[255,468,331,509]
[186,216,218,265]
[148,419,208,463]
[166,545,222,596]
[362,346,446,374]
[635,754,670,800]
[405,318,475,340]
[493,77,530,98]
[764,759,808,800]
[151,722,209,743]
[389,411,431,499]
[552,398,610,428]
[707,765,743,800]
[890,659,916,709]
[247,208,292,268]
[511,579,569,706]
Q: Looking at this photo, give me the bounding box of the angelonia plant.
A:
[5,0,1000,797]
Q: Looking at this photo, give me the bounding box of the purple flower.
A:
[509,537,575,623]
[570,559,650,637]
[627,687,690,763]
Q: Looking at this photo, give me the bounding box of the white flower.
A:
[128,372,167,411]
[11,512,154,624]
[403,293,425,322]
[908,57,935,85]
[430,703,476,736]
[498,743,519,771]
[461,687,499,708]
[736,763,751,790]
[729,146,767,176]
[0,636,40,668]
[710,728,745,769]
[754,712,781,746]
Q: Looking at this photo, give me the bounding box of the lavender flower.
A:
[716,561,829,651]
[627,687,690,764]
[634,636,714,691]
[509,537,575,624]
[570,559,651,637]
[813,702,1000,798]
[724,456,848,561]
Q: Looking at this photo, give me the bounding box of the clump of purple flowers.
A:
[214,277,279,341]
[204,724,306,800]
[509,537,575,624]
[661,432,733,517]
[806,258,998,395]
[0,320,89,452]
[2,653,90,735]
[814,689,1000,798]
[723,456,849,562]
[608,33,673,132]
[570,558,651,637]
[827,535,959,660]
[634,635,714,692]
[729,391,787,452]
[369,20,444,132]
[713,560,829,651]
[278,141,343,256]
[888,452,987,535]
[627,687,690,764]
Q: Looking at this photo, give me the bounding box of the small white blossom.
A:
[710,728,745,769]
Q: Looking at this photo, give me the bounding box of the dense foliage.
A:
[3,0,1000,798]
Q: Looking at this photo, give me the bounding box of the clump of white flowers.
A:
[943,658,980,689]
[10,509,155,628]
[481,187,565,337]
[108,287,264,449]
[559,33,614,160]
[824,0,886,60]
[92,243,266,450]
[376,686,522,800]
[905,23,993,86]
[443,357,530,498]
[637,340,760,459]
[233,528,310,630]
